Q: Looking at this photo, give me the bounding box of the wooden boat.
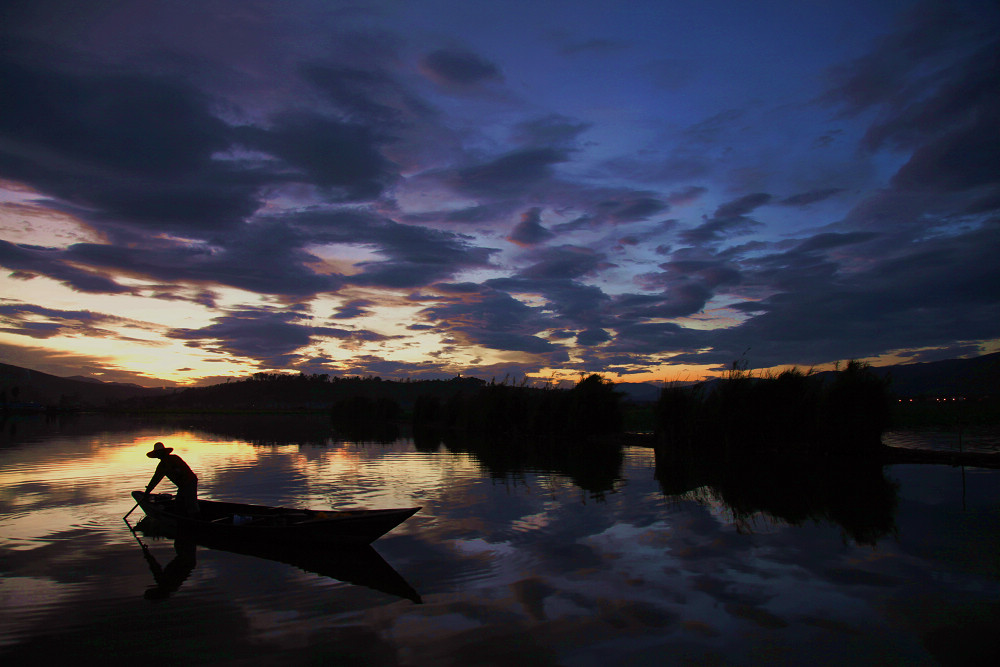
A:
[132,491,420,545]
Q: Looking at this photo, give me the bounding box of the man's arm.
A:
[143,461,166,498]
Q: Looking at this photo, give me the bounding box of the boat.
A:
[131,491,421,545]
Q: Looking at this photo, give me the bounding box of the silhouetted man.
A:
[143,442,199,516]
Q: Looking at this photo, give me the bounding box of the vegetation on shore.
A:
[654,360,893,453]
[411,373,624,441]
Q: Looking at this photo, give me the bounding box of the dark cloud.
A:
[596,197,669,223]
[680,193,771,245]
[780,189,845,206]
[167,306,396,367]
[299,63,431,127]
[349,224,497,289]
[0,240,131,294]
[890,111,1000,193]
[0,303,150,341]
[614,283,714,320]
[822,4,1000,199]
[668,225,1000,368]
[507,208,555,247]
[0,54,261,237]
[793,232,879,253]
[822,2,975,116]
[665,186,708,206]
[62,221,342,297]
[331,299,375,319]
[419,49,503,87]
[331,355,456,380]
[576,328,611,347]
[403,202,514,225]
[486,277,610,331]
[418,284,562,357]
[512,114,591,147]
[280,209,499,289]
[448,148,568,197]
[712,193,773,219]
[167,310,308,366]
[236,112,396,201]
[516,245,607,281]
[550,193,673,234]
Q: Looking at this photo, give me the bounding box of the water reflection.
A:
[130,516,422,603]
[654,446,899,545]
[3,415,997,665]
[416,429,625,498]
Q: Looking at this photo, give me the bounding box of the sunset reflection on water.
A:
[1,414,998,665]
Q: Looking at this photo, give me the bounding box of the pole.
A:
[123,501,140,521]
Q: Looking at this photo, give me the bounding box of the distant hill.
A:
[870,352,1000,398]
[2,351,996,411]
[0,364,172,409]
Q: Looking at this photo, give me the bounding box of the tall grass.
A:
[655,360,891,454]
[413,373,624,442]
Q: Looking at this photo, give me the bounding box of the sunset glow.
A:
[2,1,998,386]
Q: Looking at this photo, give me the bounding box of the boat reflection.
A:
[129,516,422,603]
[654,446,900,545]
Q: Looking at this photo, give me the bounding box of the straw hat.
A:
[146,441,174,458]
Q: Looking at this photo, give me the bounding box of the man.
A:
[143,442,199,516]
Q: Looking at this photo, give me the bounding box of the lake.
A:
[2,413,998,665]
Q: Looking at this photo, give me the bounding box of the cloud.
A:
[447,148,568,197]
[507,208,555,247]
[667,225,1000,368]
[821,3,1000,198]
[0,240,131,294]
[236,112,397,201]
[331,299,375,319]
[576,328,611,347]
[168,308,316,367]
[486,277,610,331]
[0,54,260,237]
[596,196,669,223]
[0,303,157,342]
[298,63,430,127]
[166,306,398,367]
[665,186,708,206]
[512,114,591,148]
[822,2,974,116]
[62,221,342,297]
[792,232,879,253]
[890,110,1000,193]
[418,284,562,357]
[515,245,607,281]
[780,189,845,206]
[419,48,503,88]
[679,193,771,245]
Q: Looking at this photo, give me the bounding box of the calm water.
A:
[1,414,998,666]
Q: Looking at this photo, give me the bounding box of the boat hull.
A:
[132,491,420,545]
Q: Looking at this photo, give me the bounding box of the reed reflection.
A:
[413,426,624,498]
[654,445,899,545]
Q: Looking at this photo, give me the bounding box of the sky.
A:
[1,0,998,387]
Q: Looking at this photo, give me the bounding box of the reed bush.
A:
[411,373,624,442]
[654,360,891,454]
